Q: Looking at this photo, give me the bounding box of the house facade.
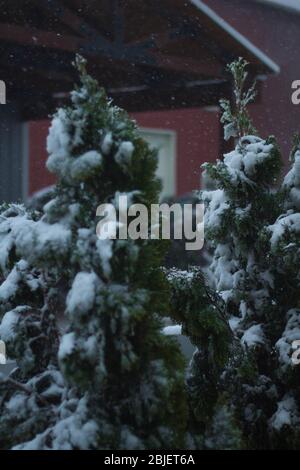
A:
[206,0,300,165]
[29,0,300,199]
[0,0,287,201]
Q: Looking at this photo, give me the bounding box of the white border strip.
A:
[257,0,300,14]
[190,0,280,74]
[21,123,29,202]
[139,127,177,198]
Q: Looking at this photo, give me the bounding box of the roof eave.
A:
[190,0,280,75]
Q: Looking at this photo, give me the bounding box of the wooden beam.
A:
[35,0,114,51]
[126,26,199,51]
[151,52,222,77]
[0,23,224,78]
[113,0,125,46]
[18,77,228,119]
[33,0,97,38]
[111,80,228,113]
[0,23,82,53]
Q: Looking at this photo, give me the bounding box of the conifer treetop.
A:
[220,58,257,141]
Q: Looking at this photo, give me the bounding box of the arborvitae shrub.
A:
[202,58,300,449]
[0,56,187,450]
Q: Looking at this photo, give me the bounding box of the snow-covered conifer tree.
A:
[0,56,187,450]
[202,59,285,448]
[0,203,63,449]
[166,267,242,449]
[265,136,300,447]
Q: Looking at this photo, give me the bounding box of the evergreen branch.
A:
[5,377,50,406]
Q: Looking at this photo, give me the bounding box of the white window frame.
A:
[139,127,177,199]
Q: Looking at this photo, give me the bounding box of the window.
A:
[139,128,176,200]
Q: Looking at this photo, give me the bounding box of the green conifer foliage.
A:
[0,203,61,449]
[265,135,300,448]
[0,57,187,449]
[166,267,241,449]
[202,59,288,448]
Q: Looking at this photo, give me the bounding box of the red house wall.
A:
[132,108,220,195]
[206,0,300,163]
[28,108,220,197]
[29,120,56,195]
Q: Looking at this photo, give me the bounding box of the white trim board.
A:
[21,123,29,202]
[139,127,177,199]
[190,0,280,74]
[256,0,300,14]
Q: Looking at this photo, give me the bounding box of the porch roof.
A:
[0,0,279,118]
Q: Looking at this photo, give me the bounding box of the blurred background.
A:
[0,0,299,202]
